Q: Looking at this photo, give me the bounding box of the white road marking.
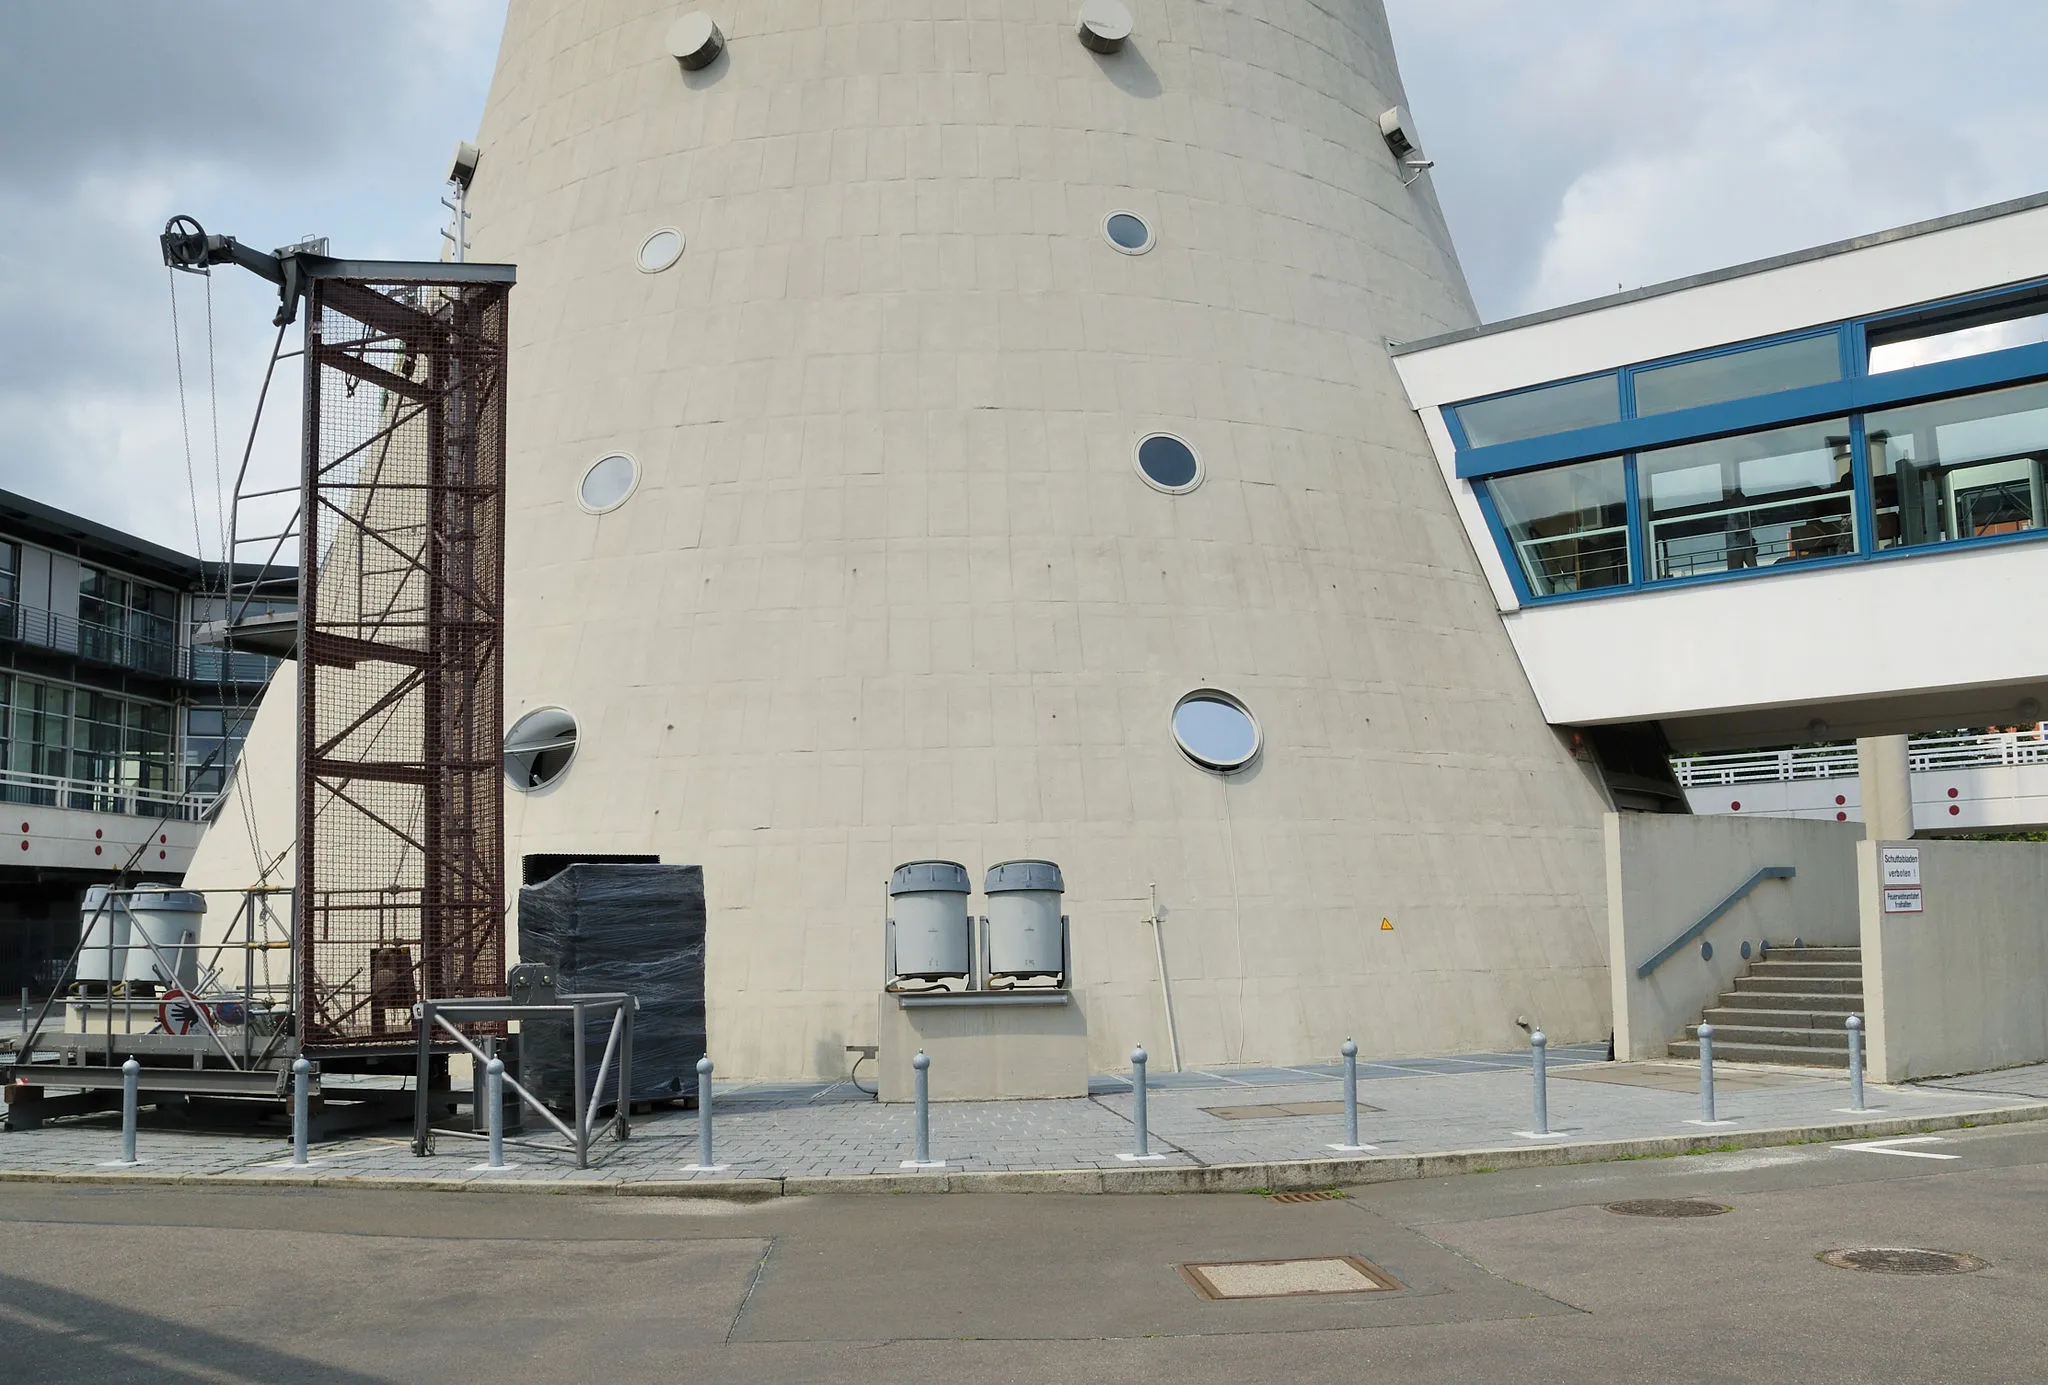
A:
[1832,1135,1960,1160]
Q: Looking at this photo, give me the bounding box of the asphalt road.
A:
[4,1123,2045,1384]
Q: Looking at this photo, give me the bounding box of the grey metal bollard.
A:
[1697,1023,1717,1123]
[120,1056,139,1165]
[1846,1014,1865,1112]
[486,1057,506,1168]
[1131,1045,1151,1159]
[1531,1029,1550,1136]
[697,1055,715,1168]
[912,1050,933,1165]
[291,1056,311,1167]
[1341,1038,1360,1147]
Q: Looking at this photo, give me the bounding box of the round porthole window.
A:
[1104,211,1154,254]
[578,453,639,513]
[504,707,578,791]
[1172,690,1260,772]
[637,227,684,273]
[1135,433,1201,493]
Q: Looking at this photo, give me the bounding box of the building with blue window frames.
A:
[1392,192,2048,770]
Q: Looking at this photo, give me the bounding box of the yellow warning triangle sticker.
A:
[1381,917,1394,931]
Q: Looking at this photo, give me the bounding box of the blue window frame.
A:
[1450,278,2048,604]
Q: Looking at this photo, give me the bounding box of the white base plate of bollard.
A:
[255,1159,323,1170]
[469,1163,521,1172]
[682,1163,731,1173]
[96,1159,145,1169]
[1327,1143,1378,1152]
[1833,1107,1884,1114]
[1513,1131,1569,1140]
[1684,1119,1738,1127]
[1117,1152,1169,1162]
[899,1159,947,1170]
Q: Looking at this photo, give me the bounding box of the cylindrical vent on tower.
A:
[983,859,1065,981]
[1076,0,1133,53]
[888,860,972,980]
[667,12,725,70]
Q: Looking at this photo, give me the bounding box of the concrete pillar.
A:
[1857,736,1914,839]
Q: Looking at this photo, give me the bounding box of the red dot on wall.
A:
[1730,801,1741,811]
[18,841,27,852]
[1835,794,1846,806]
[159,850,167,859]
[1837,811,1848,821]
[159,834,168,844]
[1948,787,1959,799]
[17,822,26,833]
[95,828,103,839]
[95,845,103,855]
[1950,805,1961,816]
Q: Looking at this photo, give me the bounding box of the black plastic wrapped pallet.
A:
[516,862,706,1108]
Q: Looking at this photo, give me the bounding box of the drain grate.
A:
[1819,1247,1987,1275]
[1604,1199,1732,1218]
[1203,1099,1381,1121]
[1266,1189,1346,1204]
[1180,1256,1401,1299]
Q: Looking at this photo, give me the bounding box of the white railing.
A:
[1674,726,2048,787]
[0,766,220,822]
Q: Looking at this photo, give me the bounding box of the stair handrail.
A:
[1636,865,1795,979]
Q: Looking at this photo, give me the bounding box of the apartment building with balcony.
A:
[0,487,291,997]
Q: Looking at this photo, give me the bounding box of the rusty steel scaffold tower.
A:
[162,219,514,1052]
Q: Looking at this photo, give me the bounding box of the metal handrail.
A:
[1636,865,1795,979]
[0,766,219,821]
[0,600,276,684]
[1673,726,2048,787]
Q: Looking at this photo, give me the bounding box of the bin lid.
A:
[984,859,1064,893]
[889,860,970,895]
[126,889,207,914]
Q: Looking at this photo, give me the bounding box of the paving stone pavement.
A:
[7,1045,2046,1186]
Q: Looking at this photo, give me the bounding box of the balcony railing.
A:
[0,765,221,821]
[0,602,276,684]
[1674,726,2048,787]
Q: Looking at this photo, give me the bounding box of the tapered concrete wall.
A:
[1862,839,2048,1082]
[189,0,1619,1078]
[1607,814,1861,1060]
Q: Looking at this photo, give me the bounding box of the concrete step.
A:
[1714,990,1863,1012]
[1667,1039,1850,1068]
[1766,946,1860,962]
[1745,960,1863,979]
[1701,1005,1862,1030]
[1734,975,1863,996]
[1684,1023,1850,1049]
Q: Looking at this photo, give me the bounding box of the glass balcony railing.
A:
[0,601,275,684]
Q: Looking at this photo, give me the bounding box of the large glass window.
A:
[1866,381,2048,549]
[1633,335,1841,417]
[0,675,71,803]
[1640,418,1855,580]
[1486,457,1631,596]
[1454,374,1620,448]
[79,567,178,676]
[1868,292,2048,374]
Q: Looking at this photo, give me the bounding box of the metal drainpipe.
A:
[1146,883,1183,1072]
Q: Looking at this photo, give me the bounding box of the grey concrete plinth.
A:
[877,991,1088,1101]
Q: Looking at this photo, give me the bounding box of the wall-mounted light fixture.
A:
[1378,106,1436,186]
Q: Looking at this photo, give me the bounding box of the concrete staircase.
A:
[1667,946,1863,1067]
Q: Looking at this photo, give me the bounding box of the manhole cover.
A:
[1604,1199,1732,1218]
[1819,1247,1987,1275]
[1266,1189,1345,1204]
[1180,1256,1401,1299]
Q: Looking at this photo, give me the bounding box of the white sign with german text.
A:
[1882,847,1921,887]
[1883,886,1924,914]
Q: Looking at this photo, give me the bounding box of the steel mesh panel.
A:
[297,277,507,1048]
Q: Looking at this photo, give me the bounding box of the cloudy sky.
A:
[4,2,2047,554]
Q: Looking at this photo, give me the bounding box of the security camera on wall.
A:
[1378,106,1435,184]
[447,141,480,190]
